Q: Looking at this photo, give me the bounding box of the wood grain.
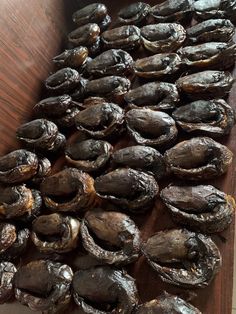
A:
[0,0,235,313]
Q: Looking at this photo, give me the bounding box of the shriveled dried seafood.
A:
[65,139,113,172]
[176,70,234,99]
[116,2,151,26]
[126,109,178,148]
[68,23,100,47]
[81,209,141,265]
[73,266,138,313]
[164,137,233,180]
[161,184,235,233]
[141,23,186,53]
[52,47,88,68]
[31,213,80,253]
[134,53,181,79]
[113,145,166,180]
[124,81,180,110]
[15,260,73,313]
[95,168,158,213]
[40,168,96,212]
[142,229,221,288]
[0,262,17,304]
[172,99,235,137]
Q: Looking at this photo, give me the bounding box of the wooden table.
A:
[0,0,235,313]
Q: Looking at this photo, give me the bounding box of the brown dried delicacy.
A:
[52,47,88,68]
[40,168,96,212]
[75,102,125,139]
[94,168,159,213]
[32,157,51,185]
[116,2,151,26]
[178,42,236,70]
[186,19,235,44]
[135,291,202,314]
[101,25,141,51]
[72,3,109,29]
[65,139,113,172]
[45,67,81,93]
[73,266,138,313]
[16,119,66,152]
[0,185,41,221]
[112,145,166,180]
[31,213,80,253]
[124,81,179,111]
[0,262,17,304]
[14,260,73,313]
[86,49,134,77]
[164,137,233,180]
[134,53,181,79]
[150,0,195,23]
[126,109,178,148]
[0,149,38,184]
[161,184,235,233]
[68,23,100,47]
[0,223,29,261]
[34,95,82,128]
[81,209,141,265]
[141,23,186,53]
[176,70,234,99]
[193,0,225,20]
[142,228,221,288]
[172,99,235,137]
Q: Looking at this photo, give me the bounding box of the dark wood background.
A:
[0,0,235,313]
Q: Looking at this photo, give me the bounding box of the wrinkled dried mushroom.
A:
[40,168,96,212]
[161,184,235,233]
[95,168,159,213]
[164,137,233,180]
[31,213,80,253]
[81,209,141,265]
[126,109,178,148]
[65,139,113,172]
[113,145,166,180]
[172,99,235,137]
[14,260,73,313]
[73,266,138,313]
[142,228,221,288]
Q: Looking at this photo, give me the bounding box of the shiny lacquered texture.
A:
[135,292,202,313]
[176,70,234,99]
[0,262,17,304]
[52,47,88,68]
[68,23,100,47]
[125,81,179,110]
[150,0,194,22]
[113,145,166,180]
[0,150,39,184]
[86,49,134,77]
[186,19,235,44]
[172,99,235,137]
[134,53,181,79]
[161,184,235,233]
[141,23,186,53]
[65,139,113,172]
[31,213,80,253]
[72,266,138,313]
[164,137,233,180]
[94,168,159,213]
[126,109,178,148]
[81,209,141,265]
[16,119,65,152]
[101,25,141,51]
[72,3,108,26]
[40,168,96,212]
[14,260,73,313]
[75,102,124,139]
[34,95,81,128]
[116,2,151,26]
[0,223,29,261]
[142,229,221,288]
[178,42,236,70]
[0,185,41,221]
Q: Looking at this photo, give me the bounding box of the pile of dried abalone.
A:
[0,1,235,313]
